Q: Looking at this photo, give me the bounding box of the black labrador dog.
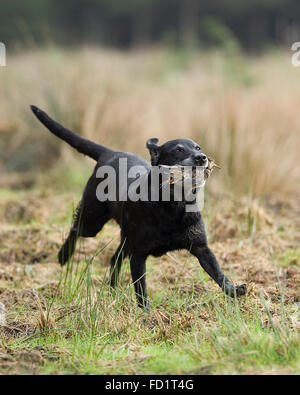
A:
[31,105,246,310]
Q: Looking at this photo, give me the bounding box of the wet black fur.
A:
[31,106,246,310]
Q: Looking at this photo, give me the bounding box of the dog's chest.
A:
[124,205,204,257]
[153,218,203,255]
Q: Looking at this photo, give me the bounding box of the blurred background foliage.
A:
[1,0,300,51]
[0,0,299,196]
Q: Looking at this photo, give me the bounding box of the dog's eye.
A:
[195,146,201,151]
[176,147,184,152]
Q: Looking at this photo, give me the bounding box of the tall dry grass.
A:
[0,46,299,196]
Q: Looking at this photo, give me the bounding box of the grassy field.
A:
[0,185,299,374]
[0,48,299,375]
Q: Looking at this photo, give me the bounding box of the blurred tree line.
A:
[0,0,299,50]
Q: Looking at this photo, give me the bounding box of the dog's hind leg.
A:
[58,227,79,265]
[130,255,151,312]
[58,202,83,265]
[58,200,109,265]
[110,240,128,288]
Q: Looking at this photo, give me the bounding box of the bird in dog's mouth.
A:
[159,157,220,189]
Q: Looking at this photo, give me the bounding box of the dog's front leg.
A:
[130,255,151,312]
[191,245,246,297]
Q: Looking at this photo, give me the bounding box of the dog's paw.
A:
[144,307,152,314]
[225,283,247,298]
[138,302,151,313]
[143,303,152,313]
[235,283,247,296]
[57,249,67,266]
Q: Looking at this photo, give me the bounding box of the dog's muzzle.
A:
[194,153,208,167]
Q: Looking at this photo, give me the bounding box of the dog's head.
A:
[146,138,208,168]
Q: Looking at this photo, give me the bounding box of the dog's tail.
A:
[30,105,109,161]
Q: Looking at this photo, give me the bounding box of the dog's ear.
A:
[146,138,160,165]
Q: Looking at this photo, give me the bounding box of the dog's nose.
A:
[194,153,207,164]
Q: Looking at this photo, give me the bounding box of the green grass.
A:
[279,248,300,268]
[0,188,299,375]
[4,251,299,375]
